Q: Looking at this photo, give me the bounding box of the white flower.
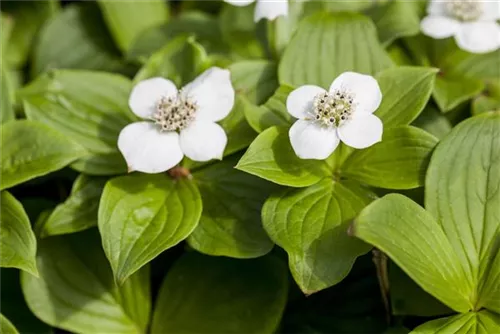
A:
[286,72,383,160]
[421,0,500,54]
[118,67,235,174]
[224,0,288,22]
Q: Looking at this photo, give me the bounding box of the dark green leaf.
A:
[31,4,124,77]
[188,155,276,258]
[151,252,288,334]
[21,229,150,333]
[230,60,278,105]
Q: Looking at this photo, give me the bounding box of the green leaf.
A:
[151,252,288,334]
[2,1,58,67]
[0,314,18,334]
[368,0,420,46]
[188,155,276,258]
[236,126,331,187]
[128,11,227,61]
[1,269,52,334]
[426,112,500,309]
[412,107,452,140]
[0,120,87,190]
[473,95,500,116]
[20,70,135,175]
[134,35,207,87]
[243,85,294,133]
[341,126,438,190]
[279,12,392,88]
[229,60,279,105]
[219,3,265,59]
[389,262,452,317]
[0,191,37,275]
[266,1,304,58]
[97,0,169,54]
[262,179,375,294]
[478,248,500,313]
[1,66,15,124]
[98,174,202,284]
[31,4,124,77]
[411,311,500,334]
[353,194,472,312]
[433,74,484,112]
[21,229,150,333]
[374,67,438,128]
[447,50,500,81]
[39,175,107,237]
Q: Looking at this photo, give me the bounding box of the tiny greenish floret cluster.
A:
[447,0,482,22]
[153,93,198,131]
[310,89,356,127]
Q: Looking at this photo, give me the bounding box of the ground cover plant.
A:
[1,0,499,333]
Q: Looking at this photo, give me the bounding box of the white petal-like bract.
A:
[118,122,183,173]
[182,67,235,123]
[329,72,382,114]
[286,85,326,120]
[224,0,255,6]
[289,119,340,160]
[180,121,228,161]
[455,22,500,54]
[254,0,289,22]
[337,114,383,149]
[129,78,177,119]
[420,16,460,39]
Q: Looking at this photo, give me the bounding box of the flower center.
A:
[311,89,356,127]
[153,93,197,132]
[447,0,482,22]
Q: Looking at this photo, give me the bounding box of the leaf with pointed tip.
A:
[374,67,438,128]
[236,126,331,187]
[151,252,288,334]
[1,120,86,190]
[21,229,150,333]
[20,70,135,175]
[341,126,438,190]
[98,174,202,284]
[39,175,107,237]
[0,314,18,334]
[411,311,500,334]
[279,12,392,88]
[0,191,38,276]
[188,155,276,258]
[353,194,472,312]
[262,179,375,294]
[426,112,500,310]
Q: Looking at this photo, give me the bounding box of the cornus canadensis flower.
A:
[286,72,383,160]
[224,0,288,22]
[118,67,235,173]
[421,0,500,53]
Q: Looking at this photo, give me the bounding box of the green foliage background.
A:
[1,0,499,333]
